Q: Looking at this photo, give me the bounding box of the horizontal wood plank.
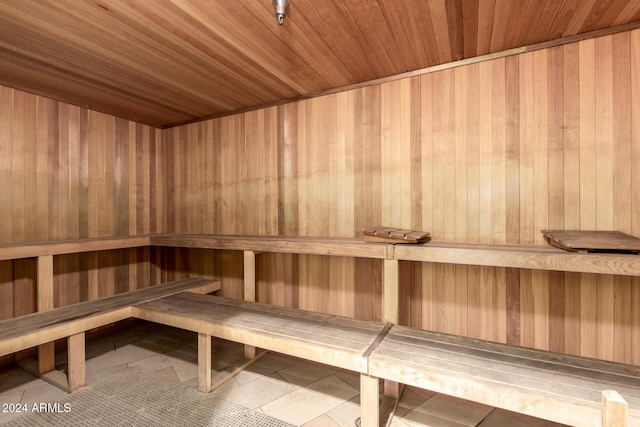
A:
[0,277,217,355]
[2,234,639,278]
[0,235,152,261]
[394,241,640,276]
[133,293,386,372]
[389,326,640,379]
[368,326,640,426]
[153,234,640,277]
[379,335,640,401]
[151,234,393,259]
[195,294,384,332]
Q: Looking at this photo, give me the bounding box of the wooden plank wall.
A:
[0,87,164,321]
[164,29,640,365]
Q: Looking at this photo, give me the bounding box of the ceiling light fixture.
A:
[272,0,289,25]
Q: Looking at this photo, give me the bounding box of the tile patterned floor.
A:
[0,322,563,426]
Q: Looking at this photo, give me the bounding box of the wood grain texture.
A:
[0,87,163,320]
[1,1,640,126]
[67,332,85,392]
[1,19,639,368]
[368,325,640,426]
[163,28,640,364]
[0,277,215,356]
[197,332,211,393]
[36,255,54,374]
[133,293,383,372]
[602,390,629,427]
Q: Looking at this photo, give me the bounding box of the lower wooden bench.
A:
[132,293,388,426]
[0,277,220,392]
[133,293,640,426]
[367,325,640,427]
[9,283,637,427]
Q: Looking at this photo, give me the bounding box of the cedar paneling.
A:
[165,28,640,364]
[1,22,637,366]
[3,1,640,127]
[0,88,164,318]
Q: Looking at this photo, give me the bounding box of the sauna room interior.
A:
[1,1,640,427]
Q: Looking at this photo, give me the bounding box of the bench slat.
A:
[390,326,640,379]
[143,297,379,347]
[371,343,640,407]
[370,351,606,426]
[368,327,640,426]
[192,293,383,332]
[0,235,152,261]
[383,332,640,393]
[151,234,392,259]
[137,298,377,350]
[133,294,386,372]
[393,241,640,276]
[0,277,217,356]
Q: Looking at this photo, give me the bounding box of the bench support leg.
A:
[38,343,55,375]
[88,253,99,301]
[37,255,55,374]
[243,250,257,359]
[602,390,627,427]
[198,333,212,393]
[360,374,379,427]
[67,332,85,392]
[383,258,400,399]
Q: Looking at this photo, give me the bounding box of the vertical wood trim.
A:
[595,39,615,363]
[505,55,520,244]
[243,250,256,359]
[506,268,521,345]
[37,255,54,311]
[243,250,256,302]
[88,252,98,301]
[383,259,399,324]
[0,261,13,321]
[631,31,640,366]
[0,87,13,243]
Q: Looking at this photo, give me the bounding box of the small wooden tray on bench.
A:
[363,226,430,244]
[542,230,640,254]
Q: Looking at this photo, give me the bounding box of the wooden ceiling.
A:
[1,0,640,128]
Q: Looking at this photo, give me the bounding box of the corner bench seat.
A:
[132,293,640,426]
[132,293,387,374]
[0,277,218,357]
[367,325,640,427]
[0,277,219,391]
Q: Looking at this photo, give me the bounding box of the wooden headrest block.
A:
[363,226,430,244]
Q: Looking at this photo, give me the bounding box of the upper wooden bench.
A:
[152,234,640,277]
[0,277,220,391]
[367,325,640,427]
[2,234,640,426]
[0,235,152,260]
[151,234,392,259]
[0,234,638,277]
